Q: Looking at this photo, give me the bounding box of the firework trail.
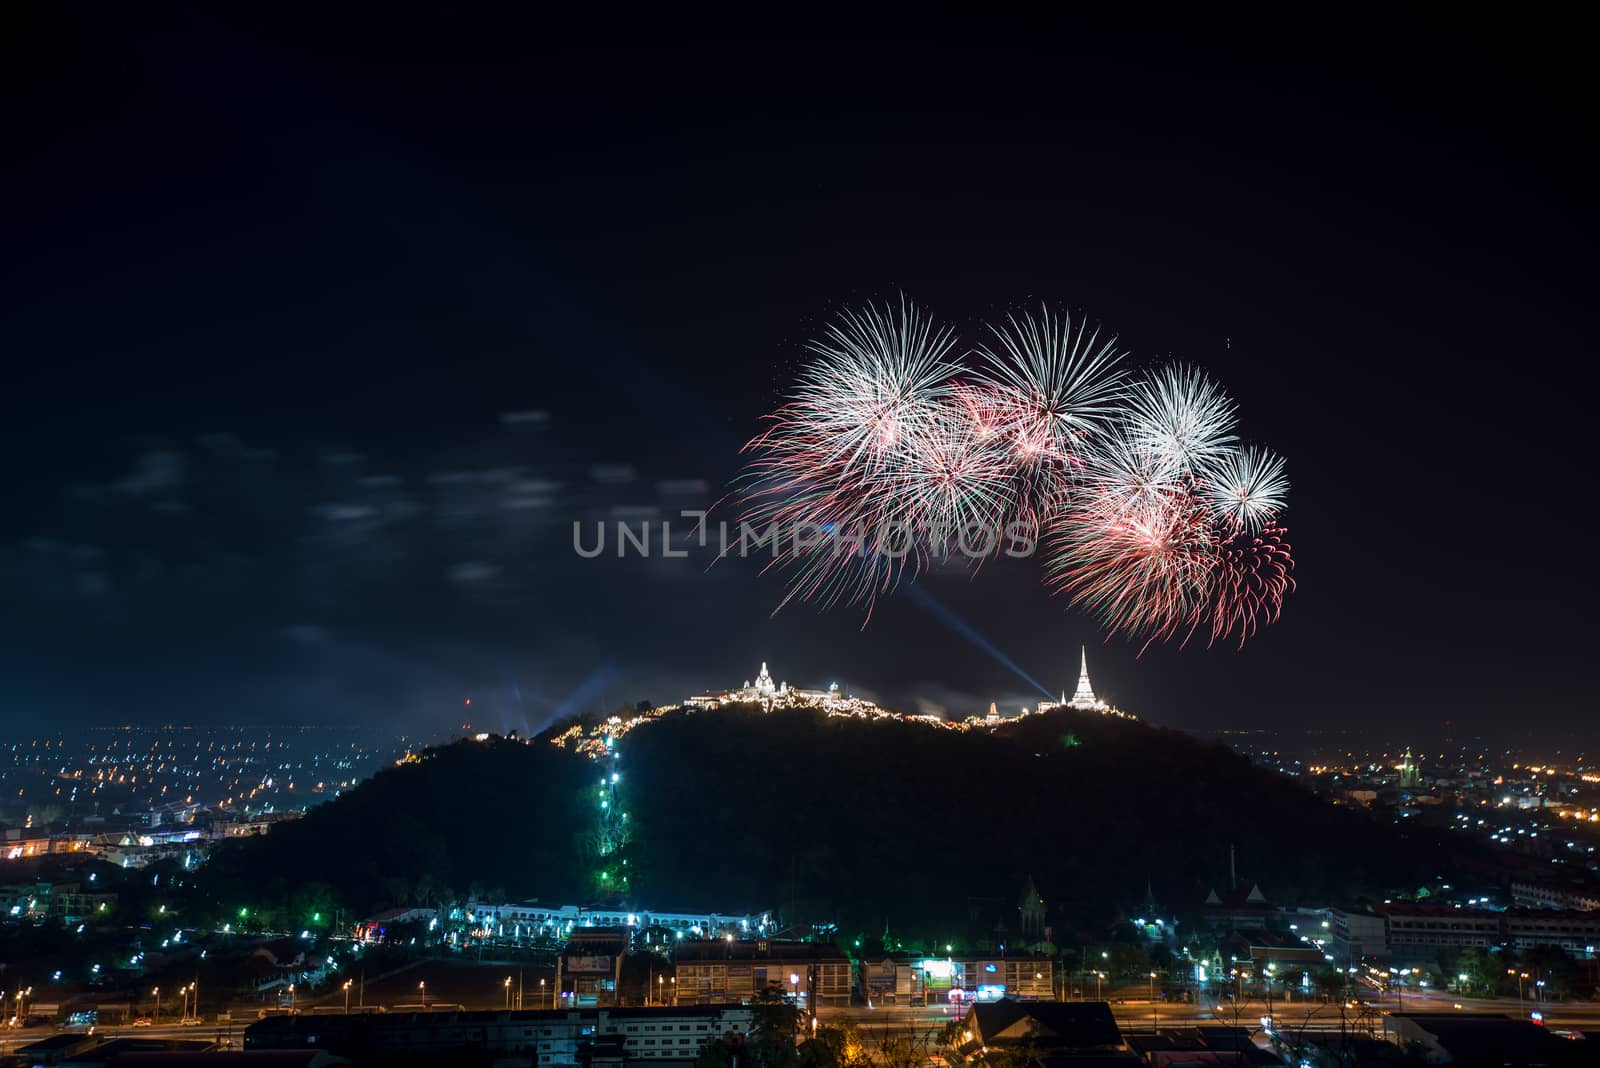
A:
[738,298,1295,648]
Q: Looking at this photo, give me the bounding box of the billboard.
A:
[566,955,614,974]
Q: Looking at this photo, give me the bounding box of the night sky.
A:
[5,15,1592,737]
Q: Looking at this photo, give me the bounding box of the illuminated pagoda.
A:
[1398,746,1423,789]
[1067,647,1108,712]
[1034,647,1130,718]
[751,661,778,698]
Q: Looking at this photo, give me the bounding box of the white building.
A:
[449,901,773,944]
[1035,648,1130,717]
[246,1005,757,1066]
[685,663,882,718]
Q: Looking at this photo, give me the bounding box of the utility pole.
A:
[1149,972,1158,1034]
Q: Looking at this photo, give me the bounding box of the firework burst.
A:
[1201,445,1289,534]
[1204,524,1296,649]
[1045,482,1219,650]
[975,307,1127,509]
[737,298,1296,648]
[1122,363,1238,474]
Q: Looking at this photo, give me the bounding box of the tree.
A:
[874,1028,930,1068]
[748,988,799,1068]
[801,1022,866,1068]
[1307,967,1343,1002]
[694,1042,734,1068]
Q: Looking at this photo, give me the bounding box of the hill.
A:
[199,706,1495,941]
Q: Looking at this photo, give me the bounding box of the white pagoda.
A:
[1066,647,1107,711]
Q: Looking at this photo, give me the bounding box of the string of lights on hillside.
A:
[551,651,1135,761]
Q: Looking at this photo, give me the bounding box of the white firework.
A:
[1076,427,1186,522]
[791,297,960,477]
[1202,445,1289,533]
[976,307,1127,466]
[1122,363,1239,474]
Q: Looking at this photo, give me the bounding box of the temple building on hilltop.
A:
[1398,746,1423,789]
[1036,647,1130,718]
[684,662,882,718]
[1066,647,1107,711]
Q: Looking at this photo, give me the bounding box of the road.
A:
[13,987,1599,1058]
[819,990,1600,1046]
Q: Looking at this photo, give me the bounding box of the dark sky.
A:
[4,14,1593,737]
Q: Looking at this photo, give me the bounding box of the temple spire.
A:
[1068,646,1104,710]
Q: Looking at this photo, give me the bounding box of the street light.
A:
[419,980,427,1010]
[1149,971,1158,1032]
[1508,970,1528,1015]
[1094,971,1105,1001]
[505,977,512,1010]
[343,980,353,1013]
[540,978,547,1009]
[152,987,161,1024]
[288,984,296,1014]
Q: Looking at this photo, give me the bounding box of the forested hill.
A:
[200,705,1493,941]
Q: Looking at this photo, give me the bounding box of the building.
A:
[859,953,1055,1005]
[1328,907,1388,963]
[1221,932,1329,971]
[954,998,1129,1061]
[1397,747,1423,789]
[684,663,884,719]
[1199,881,1274,932]
[674,939,851,1007]
[559,927,629,1007]
[1502,909,1600,956]
[1370,904,1600,962]
[1383,1012,1587,1066]
[247,1005,756,1066]
[47,881,119,923]
[352,906,436,943]
[0,831,93,860]
[1374,904,1502,961]
[1035,649,1131,718]
[1511,880,1600,912]
[448,901,773,944]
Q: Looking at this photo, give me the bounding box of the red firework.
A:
[1045,483,1219,650]
[1204,524,1296,649]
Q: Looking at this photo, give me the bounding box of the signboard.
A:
[566,955,613,974]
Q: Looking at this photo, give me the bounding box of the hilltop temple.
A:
[1036,648,1126,717]
[684,663,870,715]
